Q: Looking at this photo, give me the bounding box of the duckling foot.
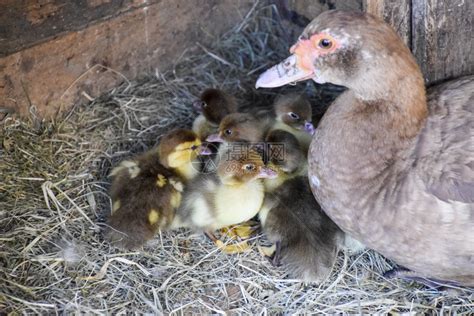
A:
[219,220,259,240]
[272,241,282,266]
[258,244,276,257]
[383,267,462,290]
[204,231,251,254]
[258,242,282,266]
[215,240,251,254]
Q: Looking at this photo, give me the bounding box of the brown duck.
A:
[256,10,474,286]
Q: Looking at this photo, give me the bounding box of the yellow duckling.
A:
[106,129,205,249]
[172,148,277,233]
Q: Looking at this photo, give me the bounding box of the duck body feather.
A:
[309,76,474,285]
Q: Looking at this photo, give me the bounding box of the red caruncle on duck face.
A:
[290,33,340,73]
[256,32,343,88]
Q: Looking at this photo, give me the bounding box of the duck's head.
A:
[159,129,207,175]
[206,113,264,144]
[217,149,277,185]
[266,129,305,175]
[193,88,238,125]
[256,10,424,101]
[273,93,314,135]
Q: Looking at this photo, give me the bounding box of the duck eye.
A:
[224,129,232,135]
[288,112,299,120]
[319,38,332,49]
[201,101,207,108]
[244,164,255,171]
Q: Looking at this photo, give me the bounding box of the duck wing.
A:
[413,76,474,204]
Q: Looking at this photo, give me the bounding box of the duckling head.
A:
[217,149,277,185]
[206,113,265,144]
[274,93,315,135]
[193,88,238,125]
[266,129,306,174]
[159,129,205,179]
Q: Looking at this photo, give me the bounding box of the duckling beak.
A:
[255,54,314,88]
[192,100,204,112]
[303,121,315,135]
[206,133,224,143]
[257,167,278,179]
[197,144,213,156]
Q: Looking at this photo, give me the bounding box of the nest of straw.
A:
[1,4,472,314]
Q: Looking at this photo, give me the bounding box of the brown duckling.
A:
[106,129,204,249]
[271,93,314,151]
[172,148,277,231]
[207,95,315,152]
[192,88,238,139]
[263,129,307,191]
[206,112,267,144]
[259,130,343,283]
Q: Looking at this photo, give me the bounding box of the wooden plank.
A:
[0,0,254,117]
[363,0,412,48]
[274,0,362,43]
[412,0,474,84]
[0,0,158,57]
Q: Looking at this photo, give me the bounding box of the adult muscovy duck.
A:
[256,10,474,286]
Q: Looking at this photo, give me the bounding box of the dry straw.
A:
[1,3,472,314]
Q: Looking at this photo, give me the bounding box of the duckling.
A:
[263,129,307,191]
[207,94,315,151]
[172,148,277,232]
[206,112,267,144]
[271,93,314,151]
[192,88,238,140]
[259,130,343,283]
[106,129,204,249]
[205,113,269,171]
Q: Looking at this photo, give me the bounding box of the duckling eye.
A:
[288,112,299,120]
[201,101,208,108]
[319,38,332,49]
[243,164,255,171]
[224,129,232,135]
[190,145,198,150]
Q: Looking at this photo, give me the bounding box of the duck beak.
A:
[303,121,315,135]
[257,167,278,179]
[206,133,224,143]
[255,54,314,88]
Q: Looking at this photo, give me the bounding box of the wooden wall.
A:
[1,0,472,118]
[0,0,256,117]
[0,0,365,118]
[364,0,474,85]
